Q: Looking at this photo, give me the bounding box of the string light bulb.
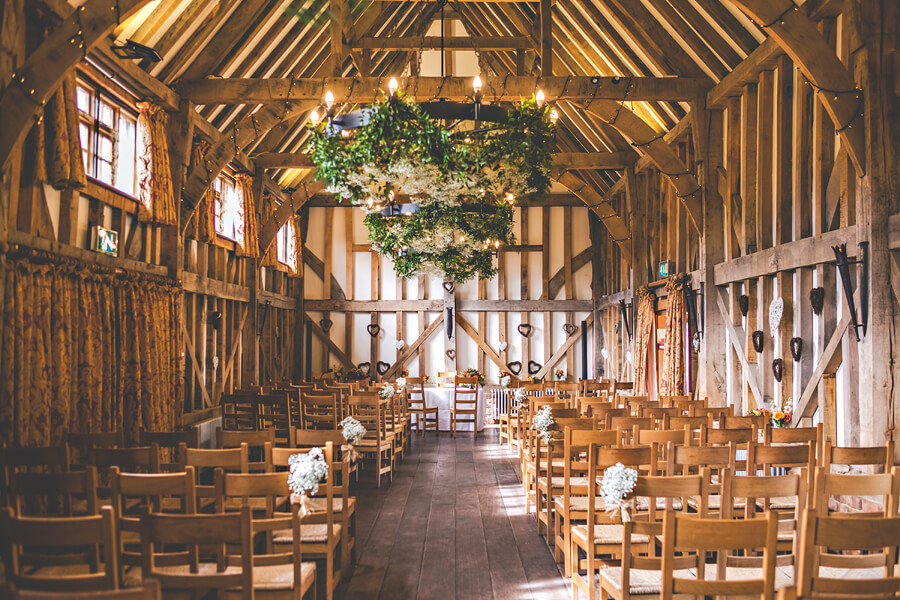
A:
[324,90,334,110]
[473,75,482,95]
[549,108,559,123]
[388,77,399,97]
[506,192,515,203]
[309,109,320,124]
[536,89,545,108]
[366,197,374,208]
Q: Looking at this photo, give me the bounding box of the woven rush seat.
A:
[553,495,610,512]
[273,522,343,543]
[704,565,794,589]
[537,476,588,489]
[571,524,650,545]
[600,566,696,595]
[306,496,354,513]
[144,562,316,592]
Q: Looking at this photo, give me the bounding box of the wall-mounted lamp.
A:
[619,299,632,340]
[833,242,868,342]
[112,39,162,62]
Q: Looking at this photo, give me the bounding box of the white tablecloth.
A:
[423,386,485,432]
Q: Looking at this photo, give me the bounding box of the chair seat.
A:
[147,561,316,593]
[537,476,588,489]
[571,524,650,545]
[272,522,342,544]
[306,496,355,514]
[703,565,794,589]
[600,566,695,595]
[554,495,610,513]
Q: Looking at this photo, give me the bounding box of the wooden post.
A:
[331,0,344,76]
[540,0,552,75]
[590,212,605,378]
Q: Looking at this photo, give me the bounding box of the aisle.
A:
[341,428,570,600]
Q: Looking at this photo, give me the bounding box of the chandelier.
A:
[308,76,557,283]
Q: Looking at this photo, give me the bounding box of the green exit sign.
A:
[658,260,674,278]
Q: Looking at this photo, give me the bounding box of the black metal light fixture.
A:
[685,286,701,337]
[833,242,869,342]
[111,39,162,63]
[258,300,272,336]
[619,299,632,340]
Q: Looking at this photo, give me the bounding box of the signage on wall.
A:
[94,226,119,257]
[658,260,674,279]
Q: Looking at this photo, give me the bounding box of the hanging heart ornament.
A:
[562,323,577,337]
[506,361,522,375]
[600,348,609,360]
[395,340,405,350]
[499,341,508,352]
[367,324,381,337]
[790,337,803,361]
[357,362,371,376]
[319,318,333,332]
[527,360,542,375]
[446,349,456,359]
[768,298,784,334]
[376,361,391,376]
[517,323,533,337]
[752,330,764,353]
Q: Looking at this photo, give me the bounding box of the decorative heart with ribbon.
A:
[790,337,803,361]
[810,287,825,315]
[768,298,784,334]
[600,348,609,360]
[527,360,542,375]
[563,323,577,337]
[506,361,522,375]
[357,362,371,376]
[517,323,533,337]
[395,340,405,350]
[752,330,764,353]
[738,295,750,317]
[772,358,784,383]
[376,361,391,376]
[442,281,455,294]
[319,318,333,332]
[499,341,508,352]
[446,349,456,359]
[367,324,381,337]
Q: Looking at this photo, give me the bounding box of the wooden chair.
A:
[9,467,99,517]
[796,510,900,599]
[823,440,895,473]
[180,443,250,504]
[221,392,259,431]
[108,466,197,583]
[140,503,315,599]
[1,445,71,502]
[2,505,119,592]
[556,382,579,399]
[255,391,295,446]
[138,430,196,471]
[301,390,340,430]
[450,375,480,438]
[62,430,122,469]
[666,442,736,514]
[406,377,438,436]
[813,465,900,516]
[660,511,779,600]
[348,392,394,487]
[292,429,356,576]
[597,471,711,600]
[765,423,824,464]
[269,444,341,599]
[90,447,161,497]
[571,445,659,600]
[721,413,767,431]
[216,428,275,472]
[5,580,160,600]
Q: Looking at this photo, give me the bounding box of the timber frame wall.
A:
[0,0,897,454]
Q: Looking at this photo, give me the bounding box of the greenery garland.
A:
[309,93,555,283]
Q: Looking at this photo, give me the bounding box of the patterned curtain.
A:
[235,173,259,258]
[660,273,689,396]
[184,141,216,243]
[136,103,177,226]
[632,285,656,395]
[0,249,183,446]
[34,72,86,191]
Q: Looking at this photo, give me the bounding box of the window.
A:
[213,174,245,242]
[276,221,296,269]
[76,76,139,197]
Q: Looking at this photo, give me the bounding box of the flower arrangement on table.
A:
[772,397,792,428]
[400,368,409,377]
[379,383,396,400]
[287,448,329,517]
[554,368,565,381]
[339,416,367,462]
[532,405,555,443]
[460,367,485,388]
[499,370,512,388]
[344,367,368,382]
[601,462,638,523]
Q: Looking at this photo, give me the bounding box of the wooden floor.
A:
[340,428,570,600]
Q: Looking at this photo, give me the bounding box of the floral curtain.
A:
[34,72,86,191]
[235,173,259,258]
[660,273,689,396]
[632,285,656,395]
[0,249,183,447]
[184,141,216,243]
[136,103,177,226]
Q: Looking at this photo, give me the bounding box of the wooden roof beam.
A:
[179,75,711,104]
[253,151,637,170]
[355,36,530,50]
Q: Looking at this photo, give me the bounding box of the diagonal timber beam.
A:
[384,314,445,379]
[556,171,632,263]
[534,313,594,380]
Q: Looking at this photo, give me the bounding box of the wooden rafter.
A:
[384,314,445,379]
[253,151,637,170]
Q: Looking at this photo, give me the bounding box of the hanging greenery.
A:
[309,93,555,282]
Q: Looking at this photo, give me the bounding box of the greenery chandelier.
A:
[308,77,557,283]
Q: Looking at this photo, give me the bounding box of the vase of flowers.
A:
[554,368,565,381]
[771,397,793,428]
[499,370,512,388]
[287,448,329,517]
[345,367,367,382]
[461,367,485,388]
[532,405,555,443]
[601,462,638,523]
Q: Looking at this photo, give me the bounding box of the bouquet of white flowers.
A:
[601,462,638,522]
[339,416,366,462]
[531,405,555,443]
[513,387,527,406]
[287,448,329,516]
[379,383,395,400]
[396,377,407,390]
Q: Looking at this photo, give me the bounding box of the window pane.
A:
[76,86,91,113]
[97,160,112,185]
[98,100,115,128]
[115,114,136,196]
[79,122,91,173]
[277,225,288,263]
[98,135,113,161]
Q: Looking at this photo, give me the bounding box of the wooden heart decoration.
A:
[562,323,577,337]
[499,341,508,352]
[319,318,333,332]
[357,362,371,376]
[446,349,456,359]
[790,337,803,362]
[772,358,784,383]
[506,361,522,375]
[527,360,542,375]
[376,361,391,376]
[752,330,764,353]
[442,281,455,294]
[367,324,381,337]
[810,287,825,315]
[517,323,533,337]
[738,295,750,317]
